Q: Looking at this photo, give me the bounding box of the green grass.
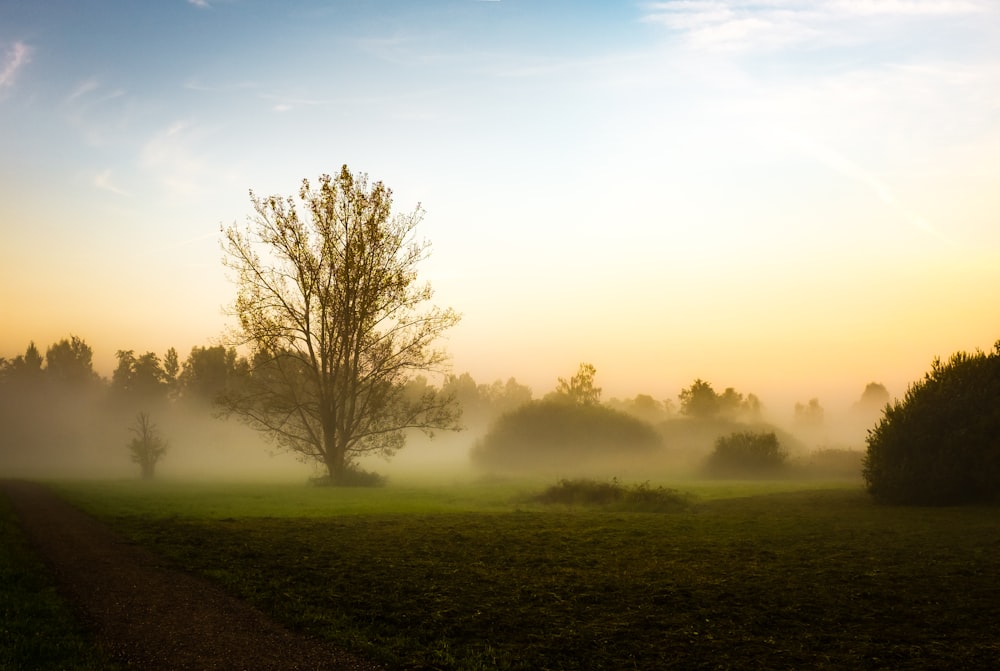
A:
[46,478,1000,670]
[0,493,119,671]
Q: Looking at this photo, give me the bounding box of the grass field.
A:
[0,494,120,671]
[9,478,1000,670]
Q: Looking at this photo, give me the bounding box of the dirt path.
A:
[1,480,384,671]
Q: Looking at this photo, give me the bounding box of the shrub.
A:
[309,465,387,487]
[470,400,661,474]
[863,343,1000,505]
[705,431,787,478]
[530,478,691,512]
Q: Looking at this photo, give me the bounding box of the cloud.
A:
[140,120,243,200]
[783,130,956,246]
[93,169,131,197]
[258,92,326,113]
[188,0,211,8]
[641,0,989,52]
[1,41,31,89]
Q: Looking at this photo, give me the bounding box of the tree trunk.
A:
[324,433,347,483]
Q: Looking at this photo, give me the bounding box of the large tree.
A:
[222,166,460,482]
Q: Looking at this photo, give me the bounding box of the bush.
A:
[705,431,787,478]
[309,466,387,487]
[530,478,691,512]
[864,343,1000,505]
[470,400,661,474]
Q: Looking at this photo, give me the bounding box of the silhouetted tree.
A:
[222,166,460,483]
[163,347,180,395]
[852,382,890,422]
[112,350,169,404]
[127,411,168,479]
[794,398,824,427]
[44,336,98,387]
[678,379,719,419]
[3,342,44,384]
[551,363,601,406]
[178,345,245,405]
[864,343,1000,505]
[610,393,671,424]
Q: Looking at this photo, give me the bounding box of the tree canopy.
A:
[221,166,460,482]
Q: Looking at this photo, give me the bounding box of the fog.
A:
[0,353,884,485]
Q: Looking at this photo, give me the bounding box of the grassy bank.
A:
[49,479,1000,670]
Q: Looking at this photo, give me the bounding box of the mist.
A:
[1,339,885,485]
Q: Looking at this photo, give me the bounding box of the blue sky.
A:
[2,0,999,417]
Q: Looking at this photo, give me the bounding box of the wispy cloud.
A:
[140,120,236,199]
[1,41,32,89]
[188,0,211,9]
[779,129,956,246]
[63,78,128,146]
[258,92,326,113]
[93,169,131,197]
[641,0,988,52]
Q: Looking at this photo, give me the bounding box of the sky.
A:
[2,0,999,417]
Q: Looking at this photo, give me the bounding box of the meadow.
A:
[8,478,1000,670]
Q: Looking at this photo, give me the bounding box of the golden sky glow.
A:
[2,1,998,420]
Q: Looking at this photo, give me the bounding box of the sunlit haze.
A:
[2,0,998,416]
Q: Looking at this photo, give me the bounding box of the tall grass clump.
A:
[530,478,692,512]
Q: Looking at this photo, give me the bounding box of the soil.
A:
[1,480,384,671]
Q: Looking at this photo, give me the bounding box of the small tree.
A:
[864,343,1000,505]
[128,412,168,480]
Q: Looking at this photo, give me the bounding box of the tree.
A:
[552,363,601,406]
[794,398,824,427]
[44,335,97,387]
[852,382,890,423]
[863,343,1000,505]
[178,345,245,405]
[678,379,719,419]
[127,412,168,480]
[222,166,461,483]
[112,350,169,405]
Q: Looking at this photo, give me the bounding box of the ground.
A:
[1,480,382,671]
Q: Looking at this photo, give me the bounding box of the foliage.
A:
[608,393,673,423]
[864,343,1000,505]
[127,412,168,480]
[221,166,460,483]
[70,485,1000,671]
[440,372,533,425]
[44,335,98,387]
[177,345,246,405]
[678,379,760,421]
[550,362,601,405]
[793,397,824,427]
[112,349,169,405]
[470,399,662,473]
[530,478,691,512]
[705,430,787,477]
